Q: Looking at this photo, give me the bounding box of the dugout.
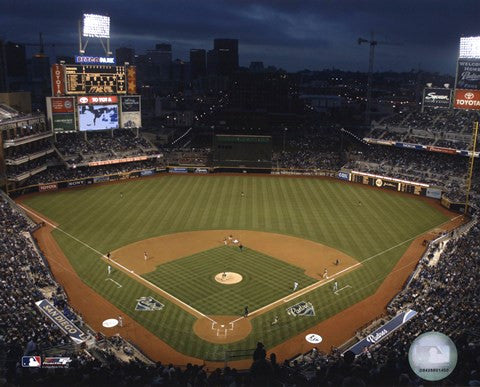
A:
[213,134,272,168]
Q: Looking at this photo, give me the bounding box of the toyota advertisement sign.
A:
[422,88,451,109]
[454,89,480,110]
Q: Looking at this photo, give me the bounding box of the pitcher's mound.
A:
[215,272,243,284]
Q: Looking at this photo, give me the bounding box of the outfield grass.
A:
[143,245,317,315]
[22,175,449,360]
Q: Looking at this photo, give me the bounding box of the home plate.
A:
[221,324,225,328]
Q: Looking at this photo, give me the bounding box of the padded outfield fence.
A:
[6,165,466,214]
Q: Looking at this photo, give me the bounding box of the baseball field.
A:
[19,174,457,363]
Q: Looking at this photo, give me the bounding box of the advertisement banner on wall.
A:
[426,188,442,199]
[120,95,141,128]
[51,97,75,113]
[343,309,417,356]
[455,59,480,90]
[51,64,65,96]
[39,183,58,192]
[422,88,452,109]
[77,95,118,105]
[453,89,480,110]
[121,111,141,128]
[127,66,137,94]
[52,114,76,131]
[121,96,140,112]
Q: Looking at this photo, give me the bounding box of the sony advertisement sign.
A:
[75,56,116,65]
[422,88,451,109]
[455,59,480,90]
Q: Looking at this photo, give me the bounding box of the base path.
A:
[112,229,358,279]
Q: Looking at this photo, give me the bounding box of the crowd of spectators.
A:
[4,139,54,161]
[344,145,476,195]
[5,156,57,179]
[275,134,343,170]
[368,108,480,151]
[20,159,164,186]
[0,195,74,362]
[55,130,157,165]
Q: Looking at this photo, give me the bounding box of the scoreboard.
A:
[64,65,126,95]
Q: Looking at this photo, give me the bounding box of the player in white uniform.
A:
[293,281,299,291]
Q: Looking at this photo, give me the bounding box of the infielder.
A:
[118,315,123,327]
[144,251,148,261]
[293,281,299,292]
[323,268,328,279]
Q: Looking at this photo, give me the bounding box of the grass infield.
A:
[142,245,317,315]
[22,175,449,360]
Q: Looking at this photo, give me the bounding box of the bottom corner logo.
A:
[287,301,315,317]
[135,296,165,311]
[22,356,41,368]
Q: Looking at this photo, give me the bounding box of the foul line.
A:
[105,278,122,288]
[18,203,215,324]
[334,285,352,295]
[229,214,463,325]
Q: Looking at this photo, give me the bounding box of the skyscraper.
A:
[213,39,238,76]
[116,47,135,66]
[190,49,206,79]
[147,43,172,80]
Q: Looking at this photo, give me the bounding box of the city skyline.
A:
[0,0,479,75]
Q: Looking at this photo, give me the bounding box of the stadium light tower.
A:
[358,32,400,124]
[78,13,112,56]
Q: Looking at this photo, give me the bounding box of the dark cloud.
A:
[0,0,478,74]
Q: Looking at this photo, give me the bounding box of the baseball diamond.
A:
[18,174,458,364]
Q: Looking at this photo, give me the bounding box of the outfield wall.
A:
[8,165,458,212]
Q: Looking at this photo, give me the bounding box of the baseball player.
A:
[271,316,279,326]
[118,316,123,327]
[144,251,148,261]
[323,268,328,279]
[244,306,249,318]
[241,191,245,197]
[293,281,299,291]
[335,259,340,266]
[223,238,228,246]
[333,281,338,292]
[107,265,112,276]
[222,272,227,281]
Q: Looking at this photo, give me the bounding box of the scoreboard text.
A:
[65,65,126,95]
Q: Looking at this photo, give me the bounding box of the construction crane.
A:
[358,33,400,124]
[22,32,76,58]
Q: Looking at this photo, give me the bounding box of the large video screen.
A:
[78,104,119,131]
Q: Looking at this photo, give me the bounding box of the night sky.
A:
[1,0,479,74]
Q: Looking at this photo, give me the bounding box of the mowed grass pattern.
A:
[22,175,450,360]
[143,246,317,315]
